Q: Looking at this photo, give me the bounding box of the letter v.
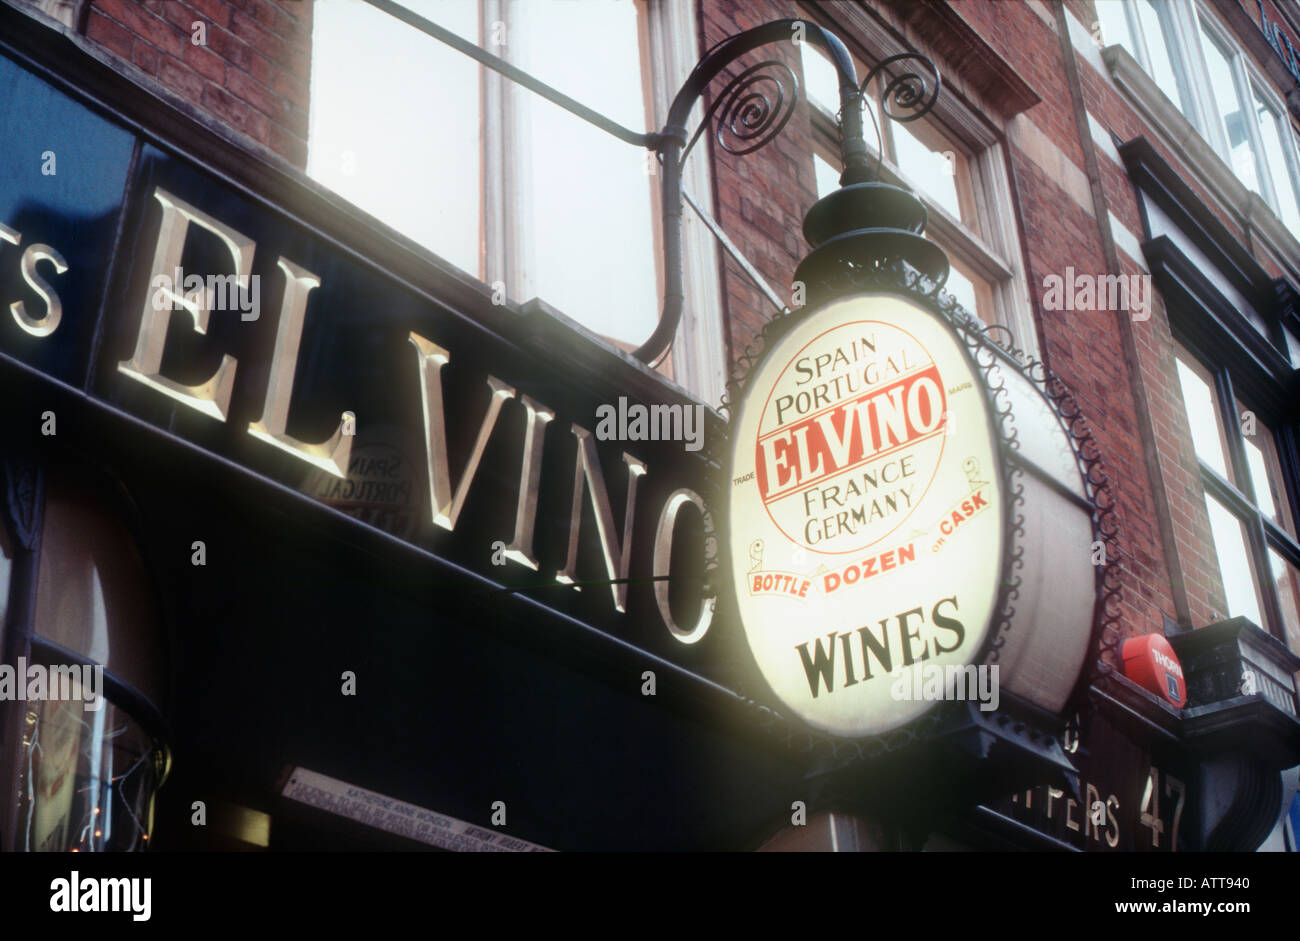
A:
[409,332,516,530]
[815,409,856,468]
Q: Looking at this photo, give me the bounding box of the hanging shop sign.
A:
[728,293,1002,737]
[727,289,1106,739]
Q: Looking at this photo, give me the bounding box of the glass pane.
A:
[14,695,163,851]
[1251,83,1300,235]
[307,0,483,277]
[945,253,996,326]
[1137,0,1193,117]
[1204,493,1263,625]
[800,41,840,115]
[1270,548,1300,656]
[814,153,840,200]
[34,477,164,704]
[1240,409,1296,536]
[1174,351,1233,482]
[513,0,658,345]
[1095,0,1136,52]
[891,119,979,234]
[1197,19,1260,193]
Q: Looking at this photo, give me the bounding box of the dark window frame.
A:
[1124,135,1300,653]
[1174,329,1300,645]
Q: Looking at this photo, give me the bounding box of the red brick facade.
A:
[83,0,312,165]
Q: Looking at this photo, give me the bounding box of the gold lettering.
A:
[13,243,67,337]
[1086,783,1102,842]
[118,188,248,420]
[407,333,516,529]
[502,395,554,568]
[1106,795,1120,848]
[248,258,353,478]
[556,425,647,613]
[1047,785,1063,820]
[653,488,714,644]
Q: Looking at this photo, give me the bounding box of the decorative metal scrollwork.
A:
[636,18,878,364]
[682,60,799,165]
[861,52,941,123]
[857,52,942,181]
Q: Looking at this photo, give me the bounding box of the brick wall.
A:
[83,0,311,166]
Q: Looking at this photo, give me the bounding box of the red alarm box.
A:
[1122,634,1187,707]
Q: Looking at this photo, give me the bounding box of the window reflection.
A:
[1252,85,1300,235]
[1204,493,1263,625]
[308,0,660,347]
[1174,353,1232,481]
[1137,0,1192,117]
[1270,550,1300,670]
[891,118,978,233]
[17,691,163,852]
[308,0,483,276]
[33,476,163,703]
[1095,0,1136,53]
[801,39,840,115]
[7,472,170,852]
[1198,19,1260,193]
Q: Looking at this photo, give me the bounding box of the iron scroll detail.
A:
[637,18,882,365]
[679,60,800,165]
[859,52,942,182]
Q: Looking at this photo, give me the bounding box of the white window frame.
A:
[1108,0,1207,127]
[1189,5,1300,224]
[312,0,726,406]
[484,0,724,404]
[1101,0,1300,248]
[643,0,727,405]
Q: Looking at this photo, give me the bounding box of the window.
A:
[1098,0,1198,119]
[1173,342,1300,662]
[0,471,170,852]
[801,40,1035,353]
[1191,5,1300,232]
[306,0,724,400]
[1098,1,1300,242]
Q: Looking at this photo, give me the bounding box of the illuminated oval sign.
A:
[728,293,1003,738]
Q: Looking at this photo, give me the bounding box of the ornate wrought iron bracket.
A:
[639,22,944,363]
[638,18,873,364]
